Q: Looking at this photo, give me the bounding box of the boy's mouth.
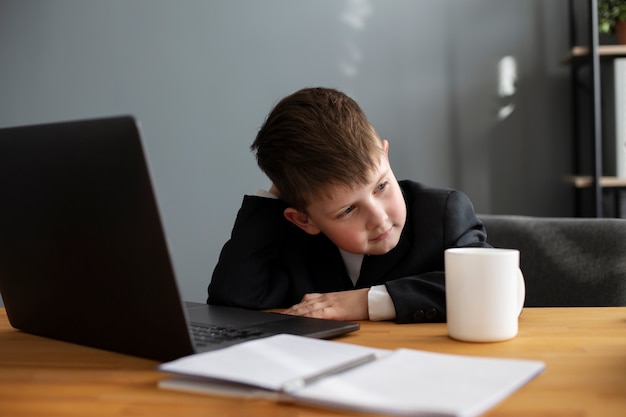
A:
[371,226,393,242]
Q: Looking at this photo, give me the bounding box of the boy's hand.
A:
[282,288,369,321]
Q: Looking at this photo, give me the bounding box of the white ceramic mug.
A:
[444,247,525,342]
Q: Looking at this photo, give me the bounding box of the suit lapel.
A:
[311,234,356,290]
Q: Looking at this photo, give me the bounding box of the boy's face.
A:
[284,140,407,256]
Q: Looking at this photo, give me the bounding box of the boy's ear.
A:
[283,208,321,235]
[381,139,389,154]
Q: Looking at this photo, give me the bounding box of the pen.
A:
[280,352,379,393]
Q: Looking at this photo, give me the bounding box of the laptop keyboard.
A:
[189,323,266,348]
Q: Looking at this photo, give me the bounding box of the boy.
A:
[208,87,490,323]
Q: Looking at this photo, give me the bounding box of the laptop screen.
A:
[0,116,197,360]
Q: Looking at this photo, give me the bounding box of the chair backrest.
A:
[478,214,626,307]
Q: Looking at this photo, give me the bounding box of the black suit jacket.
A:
[208,180,490,323]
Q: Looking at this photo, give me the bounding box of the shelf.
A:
[561,45,626,64]
[563,175,626,188]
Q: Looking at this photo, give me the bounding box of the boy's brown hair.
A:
[251,87,383,211]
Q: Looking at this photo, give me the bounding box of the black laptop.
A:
[0,116,359,362]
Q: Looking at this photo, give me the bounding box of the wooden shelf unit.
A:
[564,0,626,217]
[563,44,626,63]
[564,175,626,188]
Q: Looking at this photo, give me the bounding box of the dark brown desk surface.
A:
[1,307,625,417]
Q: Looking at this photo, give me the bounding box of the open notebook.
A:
[158,334,545,417]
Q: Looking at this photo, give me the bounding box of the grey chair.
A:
[478,214,626,307]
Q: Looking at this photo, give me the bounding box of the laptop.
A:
[0,115,359,362]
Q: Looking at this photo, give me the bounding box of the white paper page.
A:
[158,334,385,391]
[293,349,545,417]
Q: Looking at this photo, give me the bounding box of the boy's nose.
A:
[365,203,388,230]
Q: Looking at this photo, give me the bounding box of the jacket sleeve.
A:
[207,195,295,309]
[385,189,490,324]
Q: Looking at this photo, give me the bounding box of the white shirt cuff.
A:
[368,284,396,321]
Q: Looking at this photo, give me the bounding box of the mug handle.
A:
[517,268,526,316]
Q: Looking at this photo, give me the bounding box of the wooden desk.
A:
[1,307,625,417]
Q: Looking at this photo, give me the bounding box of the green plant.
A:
[598,0,626,34]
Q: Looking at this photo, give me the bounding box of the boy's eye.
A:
[339,205,355,217]
[376,181,388,192]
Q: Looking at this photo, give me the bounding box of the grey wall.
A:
[0,0,572,304]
